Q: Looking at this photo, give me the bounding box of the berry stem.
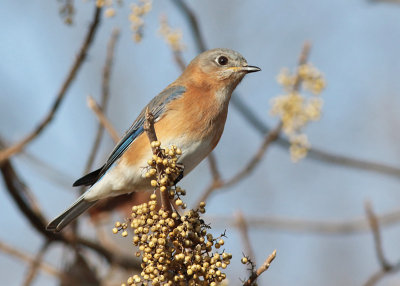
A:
[144,108,173,214]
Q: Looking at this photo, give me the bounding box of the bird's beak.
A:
[241,65,261,73]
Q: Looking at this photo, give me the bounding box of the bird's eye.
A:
[216,56,229,66]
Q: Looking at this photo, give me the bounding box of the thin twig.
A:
[172,0,400,180]
[173,51,186,71]
[364,261,400,286]
[365,201,392,270]
[84,28,120,175]
[207,153,221,182]
[22,241,51,286]
[20,149,73,188]
[195,122,281,206]
[87,95,120,143]
[208,206,400,234]
[293,42,311,89]
[243,250,277,286]
[363,202,400,286]
[235,212,255,262]
[223,122,282,188]
[0,240,64,281]
[0,6,102,164]
[143,109,173,214]
[144,109,158,144]
[171,0,206,53]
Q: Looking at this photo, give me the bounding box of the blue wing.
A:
[73,85,186,187]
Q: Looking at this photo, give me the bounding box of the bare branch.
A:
[171,0,206,53]
[20,150,73,188]
[207,152,221,182]
[293,41,311,88]
[365,201,392,270]
[87,95,120,143]
[363,202,400,286]
[223,122,282,188]
[84,28,120,174]
[364,262,400,286]
[235,212,255,262]
[0,6,102,164]
[243,250,277,286]
[144,109,158,145]
[144,109,173,214]
[195,122,281,206]
[208,206,400,234]
[173,51,186,71]
[22,241,51,286]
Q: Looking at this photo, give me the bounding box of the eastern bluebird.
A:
[47,48,260,232]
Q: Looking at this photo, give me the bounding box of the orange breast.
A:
[121,80,230,169]
[163,84,229,148]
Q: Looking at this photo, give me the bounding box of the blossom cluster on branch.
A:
[271,63,326,161]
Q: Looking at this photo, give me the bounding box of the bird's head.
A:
[182,48,261,90]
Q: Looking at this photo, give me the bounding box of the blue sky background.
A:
[1,0,400,285]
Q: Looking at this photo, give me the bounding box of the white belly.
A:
[167,135,212,174]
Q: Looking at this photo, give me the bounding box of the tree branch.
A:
[22,241,51,286]
[364,262,400,286]
[171,0,206,53]
[84,28,120,175]
[208,206,400,235]
[363,201,400,286]
[235,211,255,262]
[143,109,173,214]
[365,201,392,270]
[195,122,281,206]
[87,95,120,144]
[243,250,277,286]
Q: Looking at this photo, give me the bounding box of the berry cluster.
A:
[145,143,183,197]
[114,143,231,286]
